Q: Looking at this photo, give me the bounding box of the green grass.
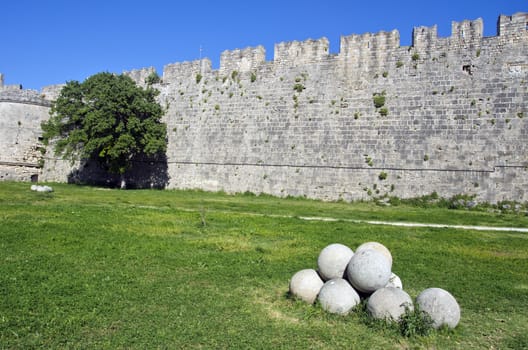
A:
[1,182,527,349]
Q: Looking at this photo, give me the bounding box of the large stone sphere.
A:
[289,269,324,304]
[356,241,392,267]
[346,249,392,293]
[385,272,403,289]
[317,278,360,315]
[416,288,461,329]
[367,287,413,321]
[317,243,354,281]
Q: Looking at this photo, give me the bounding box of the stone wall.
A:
[0,88,50,181]
[3,13,528,202]
[123,67,156,88]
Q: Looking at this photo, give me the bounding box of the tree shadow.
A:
[67,153,169,189]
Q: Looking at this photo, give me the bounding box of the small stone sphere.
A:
[317,243,354,281]
[317,278,360,315]
[385,272,403,289]
[416,288,461,329]
[289,269,324,304]
[356,241,392,267]
[367,287,413,321]
[346,249,392,293]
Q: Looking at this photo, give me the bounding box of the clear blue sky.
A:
[1,0,525,90]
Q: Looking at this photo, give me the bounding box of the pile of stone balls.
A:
[289,242,460,329]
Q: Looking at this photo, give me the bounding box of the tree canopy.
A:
[42,72,167,186]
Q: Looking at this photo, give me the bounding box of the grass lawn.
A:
[1,182,527,349]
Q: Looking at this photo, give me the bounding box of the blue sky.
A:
[1,1,525,90]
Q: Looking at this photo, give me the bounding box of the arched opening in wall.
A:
[30,174,38,182]
[462,64,473,75]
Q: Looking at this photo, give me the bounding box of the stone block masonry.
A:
[0,85,52,182]
[3,13,528,202]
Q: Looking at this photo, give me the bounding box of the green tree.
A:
[42,72,167,188]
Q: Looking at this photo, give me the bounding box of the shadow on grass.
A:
[67,153,169,189]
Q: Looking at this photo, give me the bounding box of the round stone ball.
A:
[317,243,354,281]
[289,269,324,304]
[385,272,403,289]
[356,241,392,267]
[367,287,413,321]
[416,288,461,329]
[317,278,360,315]
[346,248,392,294]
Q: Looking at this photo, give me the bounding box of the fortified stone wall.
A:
[0,84,52,181]
[4,13,528,202]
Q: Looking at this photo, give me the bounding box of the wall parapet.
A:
[220,46,266,75]
[498,12,528,36]
[163,59,212,83]
[274,37,330,65]
[339,30,400,66]
[0,85,51,107]
[124,67,157,87]
[155,12,527,84]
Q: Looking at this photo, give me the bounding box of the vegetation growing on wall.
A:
[145,72,161,85]
[373,92,386,109]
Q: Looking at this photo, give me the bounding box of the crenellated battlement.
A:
[124,67,157,87]
[412,18,484,54]
[340,30,400,55]
[498,12,528,36]
[163,59,212,83]
[4,12,528,89]
[274,37,330,65]
[451,18,483,44]
[0,82,51,107]
[338,30,400,70]
[412,25,438,51]
[152,12,526,85]
[220,46,266,75]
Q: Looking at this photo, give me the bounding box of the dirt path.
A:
[298,216,528,233]
[136,204,528,233]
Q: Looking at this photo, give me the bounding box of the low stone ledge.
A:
[0,160,41,168]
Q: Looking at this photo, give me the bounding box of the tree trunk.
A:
[120,174,126,189]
